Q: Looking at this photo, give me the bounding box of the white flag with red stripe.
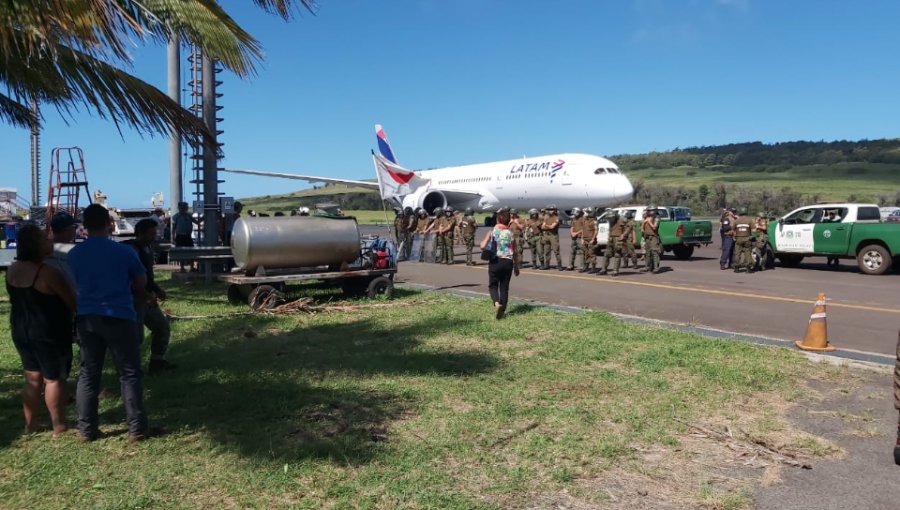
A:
[372,152,423,200]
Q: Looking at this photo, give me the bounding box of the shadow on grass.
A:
[0,367,26,447]
[140,311,497,465]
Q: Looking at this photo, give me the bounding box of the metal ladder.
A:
[46,147,93,219]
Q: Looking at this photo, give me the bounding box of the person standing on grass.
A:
[6,223,77,436]
[122,219,177,374]
[171,201,195,272]
[45,211,78,287]
[68,204,157,442]
[480,209,519,320]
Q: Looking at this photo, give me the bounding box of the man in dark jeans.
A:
[68,204,156,442]
[123,219,176,374]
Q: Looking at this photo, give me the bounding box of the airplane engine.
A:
[404,190,447,214]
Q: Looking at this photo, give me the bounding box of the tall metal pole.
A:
[30,98,40,207]
[167,35,182,211]
[201,51,219,246]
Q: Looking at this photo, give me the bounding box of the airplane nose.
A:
[617,175,634,200]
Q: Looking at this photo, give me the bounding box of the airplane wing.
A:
[222,168,380,190]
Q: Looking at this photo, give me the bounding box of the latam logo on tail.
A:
[508,159,566,182]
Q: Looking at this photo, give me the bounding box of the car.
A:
[880,207,900,221]
[886,210,900,223]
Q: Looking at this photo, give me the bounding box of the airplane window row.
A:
[594,168,621,175]
[437,177,491,186]
[506,173,552,180]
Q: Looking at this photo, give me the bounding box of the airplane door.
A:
[561,169,573,186]
[495,174,503,190]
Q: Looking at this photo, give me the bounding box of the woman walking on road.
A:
[6,223,77,436]
[480,209,520,319]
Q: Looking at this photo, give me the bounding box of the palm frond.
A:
[0,92,37,128]
[250,0,317,19]
[1,36,209,142]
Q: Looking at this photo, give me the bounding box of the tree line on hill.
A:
[613,138,900,170]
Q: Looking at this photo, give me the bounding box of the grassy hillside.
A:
[628,162,900,203]
[241,185,376,212]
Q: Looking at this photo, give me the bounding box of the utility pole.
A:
[167,35,182,211]
[30,98,40,208]
[201,52,219,246]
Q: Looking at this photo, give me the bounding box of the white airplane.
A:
[223,125,634,213]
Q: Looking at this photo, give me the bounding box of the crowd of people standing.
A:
[7,204,174,441]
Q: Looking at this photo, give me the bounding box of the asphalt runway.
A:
[365,226,900,357]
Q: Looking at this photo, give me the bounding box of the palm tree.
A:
[0,0,314,140]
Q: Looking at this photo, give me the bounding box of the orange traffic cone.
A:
[795,292,836,352]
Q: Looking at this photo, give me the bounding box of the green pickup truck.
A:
[769,203,900,275]
[596,206,713,260]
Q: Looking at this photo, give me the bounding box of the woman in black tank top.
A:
[6,224,77,436]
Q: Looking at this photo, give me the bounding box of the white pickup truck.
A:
[596,206,713,260]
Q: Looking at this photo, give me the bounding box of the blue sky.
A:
[3,0,900,207]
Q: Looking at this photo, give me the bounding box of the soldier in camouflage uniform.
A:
[541,205,562,270]
[731,209,755,273]
[413,209,430,261]
[425,207,443,263]
[581,207,598,273]
[509,209,525,268]
[392,207,404,246]
[753,212,770,271]
[641,208,662,273]
[461,208,478,265]
[440,207,457,265]
[622,210,638,268]
[599,210,624,276]
[525,209,544,268]
[567,207,585,271]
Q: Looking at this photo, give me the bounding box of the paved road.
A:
[373,227,900,356]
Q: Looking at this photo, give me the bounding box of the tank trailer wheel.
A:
[248,285,280,311]
[366,276,394,299]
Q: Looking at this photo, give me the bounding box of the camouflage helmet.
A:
[403,206,413,215]
[583,207,593,216]
[444,206,454,213]
[465,207,473,215]
[571,207,582,216]
[625,210,635,219]
[546,204,558,211]
[529,208,539,216]
[433,207,443,215]
[510,208,519,215]
[418,209,427,217]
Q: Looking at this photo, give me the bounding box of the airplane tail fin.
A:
[372,151,425,200]
[375,124,398,164]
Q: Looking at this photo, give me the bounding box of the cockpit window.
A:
[594,168,607,175]
[607,168,619,174]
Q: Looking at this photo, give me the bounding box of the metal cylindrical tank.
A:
[231,216,360,272]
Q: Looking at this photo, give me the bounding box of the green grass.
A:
[628,162,900,202]
[0,273,832,508]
